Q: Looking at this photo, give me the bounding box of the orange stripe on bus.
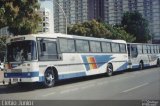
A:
[87,57,97,70]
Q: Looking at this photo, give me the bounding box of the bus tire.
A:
[157,59,160,67]
[44,68,55,88]
[139,61,144,70]
[106,63,113,77]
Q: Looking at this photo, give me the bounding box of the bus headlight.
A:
[27,73,31,76]
[5,74,7,77]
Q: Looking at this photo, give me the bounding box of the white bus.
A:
[4,33,128,87]
[127,43,160,70]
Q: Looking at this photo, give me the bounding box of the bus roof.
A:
[7,33,127,44]
[127,42,160,46]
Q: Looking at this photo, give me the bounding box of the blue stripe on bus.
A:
[39,76,45,82]
[59,72,86,80]
[116,62,128,71]
[132,64,150,69]
[132,65,139,69]
[4,72,39,78]
[38,72,86,82]
[144,64,150,67]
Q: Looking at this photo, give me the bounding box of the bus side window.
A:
[137,45,143,54]
[38,39,58,61]
[131,45,138,58]
[120,44,126,53]
[59,38,75,53]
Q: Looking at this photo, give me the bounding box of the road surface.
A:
[0,67,160,100]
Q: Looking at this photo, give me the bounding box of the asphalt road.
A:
[0,67,160,100]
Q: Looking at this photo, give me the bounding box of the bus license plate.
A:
[13,78,18,82]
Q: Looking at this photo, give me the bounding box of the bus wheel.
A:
[157,59,160,67]
[139,62,144,70]
[106,64,113,77]
[44,68,55,88]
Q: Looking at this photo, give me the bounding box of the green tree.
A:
[68,20,136,42]
[0,0,41,35]
[0,0,7,28]
[103,24,136,42]
[113,27,136,42]
[121,11,150,43]
[0,35,9,61]
[68,23,87,36]
[68,20,112,38]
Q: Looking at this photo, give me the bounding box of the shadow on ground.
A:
[0,66,156,94]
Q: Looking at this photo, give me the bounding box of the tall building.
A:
[38,8,54,33]
[54,0,160,42]
[103,0,124,25]
[88,0,105,21]
[39,0,54,33]
[54,0,88,33]
[103,0,160,42]
[152,0,160,42]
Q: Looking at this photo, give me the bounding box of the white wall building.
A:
[39,0,54,33]
[38,8,54,33]
[54,0,88,33]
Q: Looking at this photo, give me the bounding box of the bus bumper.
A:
[3,77,39,84]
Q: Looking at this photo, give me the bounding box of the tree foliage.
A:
[0,0,41,35]
[0,35,9,61]
[105,24,136,42]
[0,0,7,28]
[68,20,135,42]
[68,20,112,38]
[121,11,150,43]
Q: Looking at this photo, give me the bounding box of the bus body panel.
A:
[4,53,128,82]
[4,62,40,82]
[32,53,128,81]
[128,43,160,69]
[4,33,128,83]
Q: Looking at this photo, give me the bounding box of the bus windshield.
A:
[7,40,37,62]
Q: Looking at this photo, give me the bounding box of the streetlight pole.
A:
[53,0,67,34]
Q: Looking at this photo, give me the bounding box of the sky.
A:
[39,0,53,13]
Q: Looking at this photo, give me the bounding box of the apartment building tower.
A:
[102,0,160,42]
[54,0,160,42]
[38,8,54,33]
[54,0,88,33]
